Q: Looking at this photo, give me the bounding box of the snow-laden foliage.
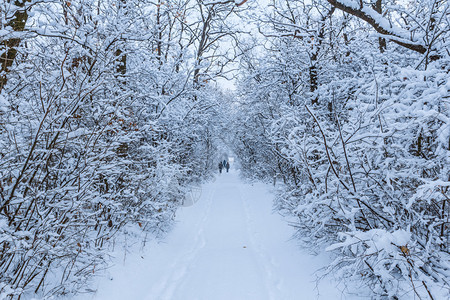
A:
[232,0,449,298]
[1,0,448,298]
[0,0,241,297]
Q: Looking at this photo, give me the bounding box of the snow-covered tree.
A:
[232,0,450,298]
[0,0,244,297]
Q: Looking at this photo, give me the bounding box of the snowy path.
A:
[78,171,351,300]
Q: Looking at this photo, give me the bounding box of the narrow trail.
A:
[79,170,353,300]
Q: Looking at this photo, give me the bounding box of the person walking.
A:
[225,161,230,173]
[218,162,223,174]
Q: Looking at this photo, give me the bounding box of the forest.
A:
[0,0,449,299]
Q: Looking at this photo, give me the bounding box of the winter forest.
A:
[0,0,449,298]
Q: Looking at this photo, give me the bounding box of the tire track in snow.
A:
[145,184,215,300]
[239,184,283,300]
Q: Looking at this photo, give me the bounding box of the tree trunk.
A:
[0,0,30,90]
[373,0,386,53]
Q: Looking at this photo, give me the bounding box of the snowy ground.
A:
[74,170,360,300]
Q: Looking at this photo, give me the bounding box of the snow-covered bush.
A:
[0,0,239,297]
[232,0,450,298]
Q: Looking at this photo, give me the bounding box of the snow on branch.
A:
[202,0,248,6]
[235,0,249,6]
[326,0,430,55]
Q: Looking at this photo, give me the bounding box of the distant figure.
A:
[225,162,230,173]
[218,162,223,174]
[222,160,227,168]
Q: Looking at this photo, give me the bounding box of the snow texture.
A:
[72,171,361,300]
